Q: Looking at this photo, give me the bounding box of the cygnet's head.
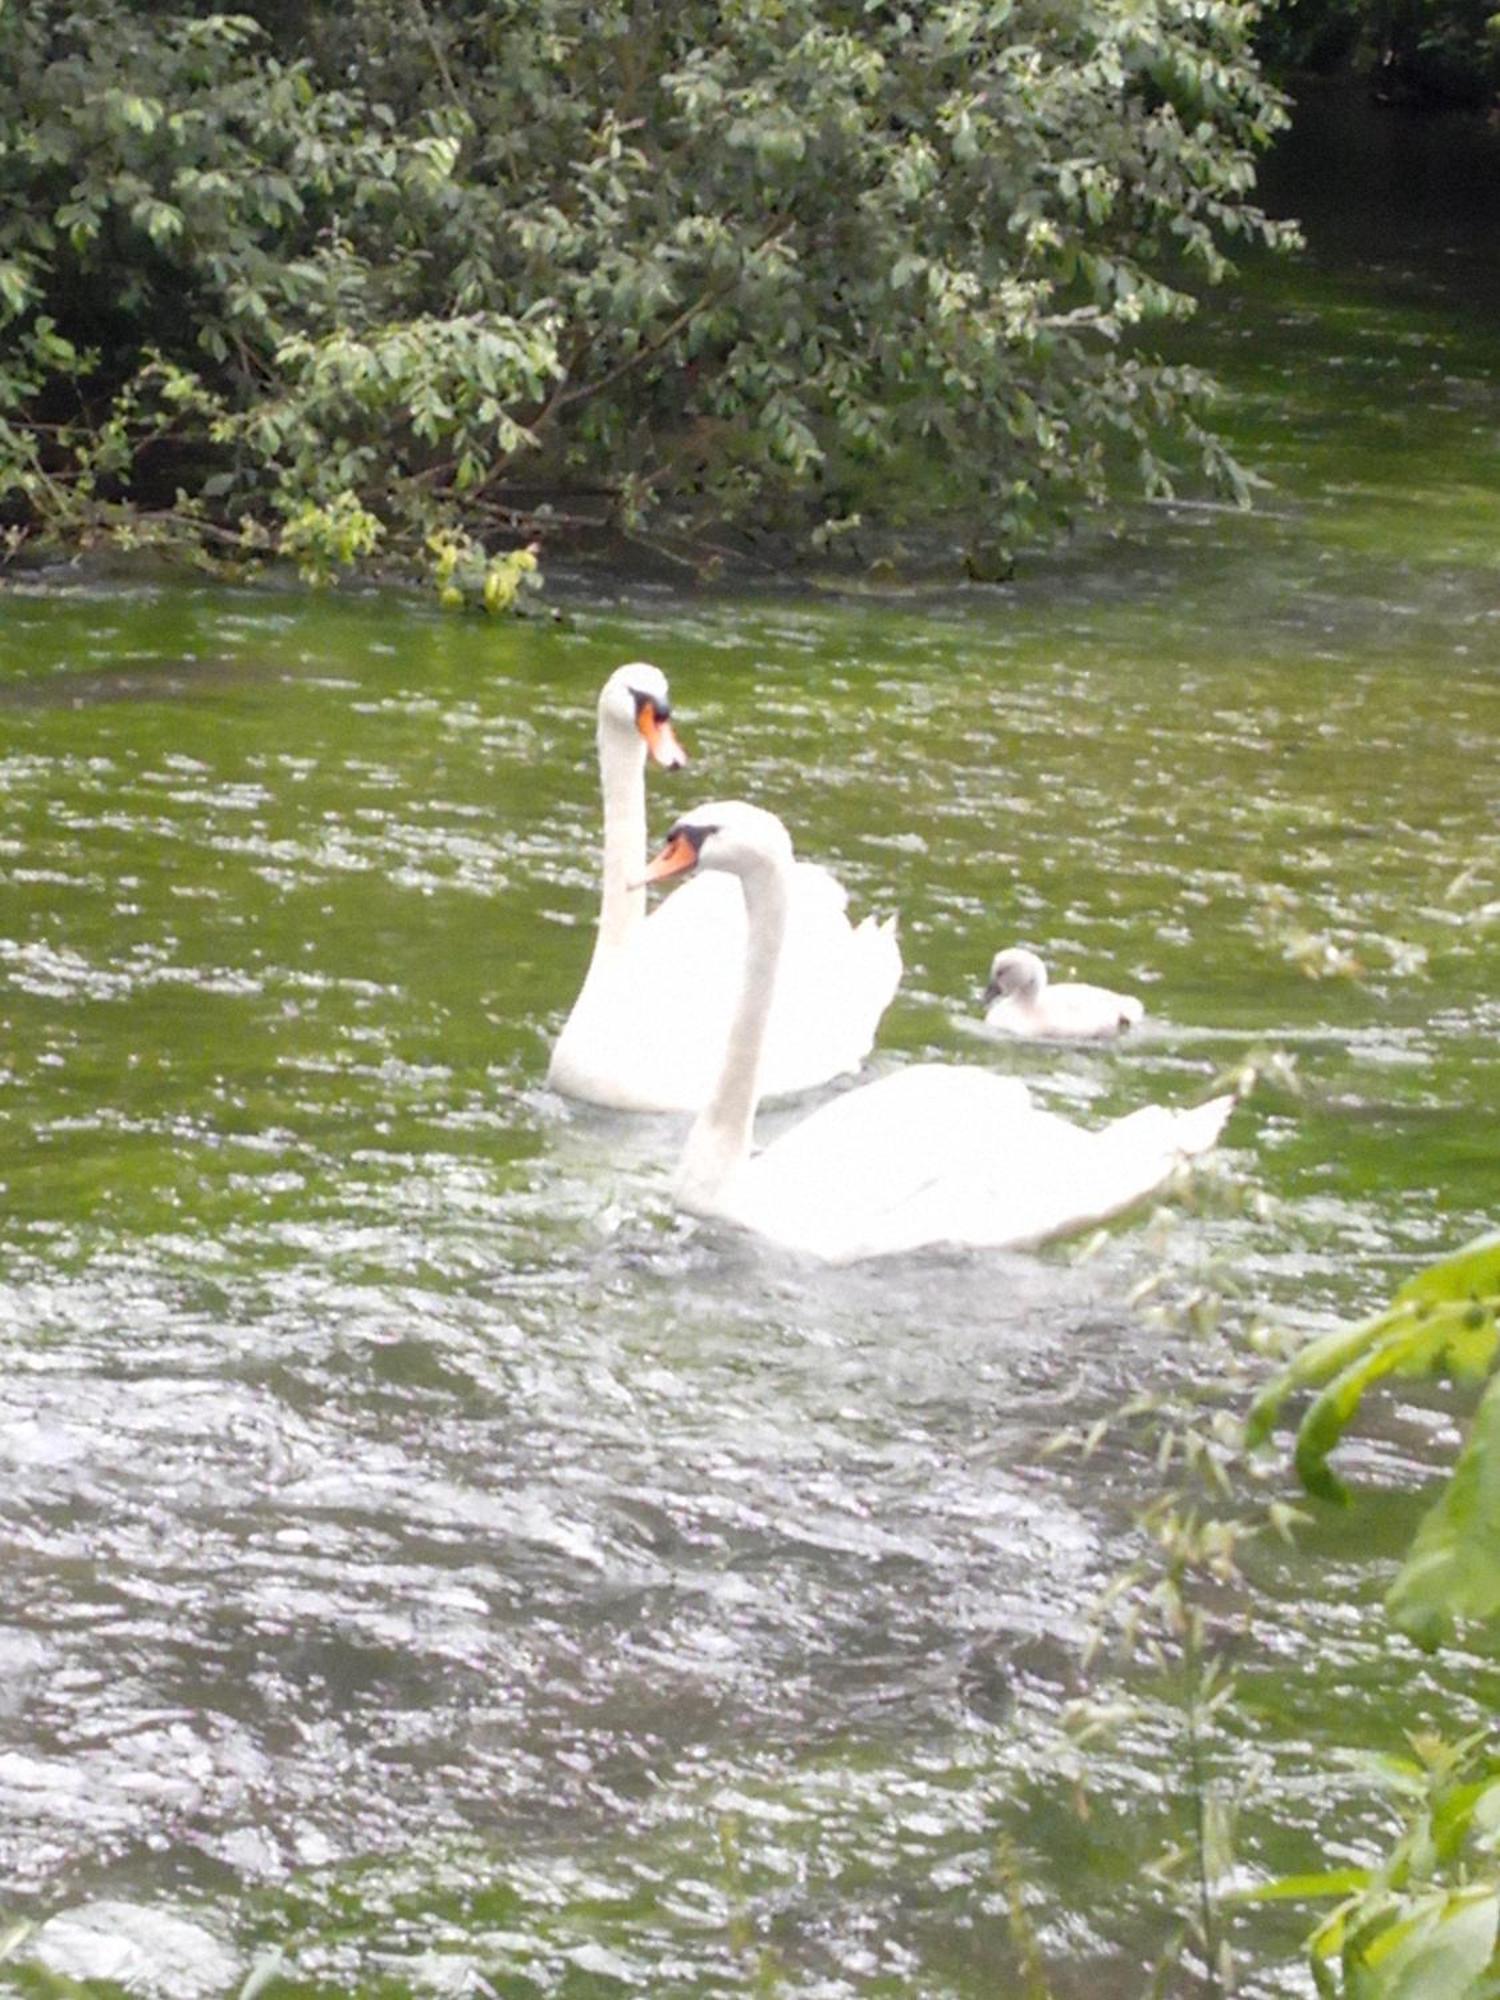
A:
[983,947,1048,1006]
[597,662,687,769]
[639,800,795,888]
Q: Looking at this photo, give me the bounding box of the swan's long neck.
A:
[595,719,646,956]
[676,852,789,1207]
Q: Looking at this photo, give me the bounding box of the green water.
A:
[1,94,1498,1999]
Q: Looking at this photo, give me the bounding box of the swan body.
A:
[547,666,901,1114]
[645,802,1231,1263]
[983,946,1144,1041]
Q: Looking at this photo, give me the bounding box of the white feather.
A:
[547,668,901,1113]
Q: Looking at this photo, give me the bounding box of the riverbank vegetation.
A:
[1257,0,1500,107]
[1119,1229,1500,1996]
[0,1,1296,601]
[1245,1234,1500,1991]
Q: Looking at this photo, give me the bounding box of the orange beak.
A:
[638,829,701,886]
[637,701,688,771]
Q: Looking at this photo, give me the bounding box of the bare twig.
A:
[407,0,466,119]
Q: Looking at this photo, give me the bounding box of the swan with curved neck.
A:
[547,667,901,1114]
[983,946,1144,1040]
[591,661,687,960]
[643,802,1231,1262]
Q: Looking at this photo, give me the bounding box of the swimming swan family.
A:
[640,801,1232,1263]
[547,664,900,1113]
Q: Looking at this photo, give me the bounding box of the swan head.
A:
[598,661,687,769]
[639,800,795,887]
[983,947,1048,1006]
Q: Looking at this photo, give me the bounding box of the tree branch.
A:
[545,216,793,422]
[407,0,467,121]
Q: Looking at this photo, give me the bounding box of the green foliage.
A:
[1095,1228,1500,1994]
[424,528,542,613]
[0,0,1295,589]
[278,490,385,584]
[1243,1733,1500,1999]
[1248,1234,1500,1639]
[1387,1367,1500,1647]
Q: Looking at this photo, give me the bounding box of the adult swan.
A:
[547,665,901,1113]
[641,801,1233,1262]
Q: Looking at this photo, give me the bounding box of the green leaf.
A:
[1432,1775,1500,1863]
[1249,1230,1500,1466]
[0,260,34,317]
[132,198,184,248]
[1353,1887,1499,2000]
[116,92,164,135]
[1231,1868,1373,1904]
[1388,1371,1500,1648]
[1394,1234,1500,1311]
[1292,1304,1492,1504]
[1246,1307,1393,1448]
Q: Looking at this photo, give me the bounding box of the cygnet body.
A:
[983,947,1144,1041]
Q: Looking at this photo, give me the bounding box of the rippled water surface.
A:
[2,102,1498,2000]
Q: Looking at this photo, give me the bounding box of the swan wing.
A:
[932,1091,1231,1252]
[726,1066,1032,1257]
[760,865,902,1096]
[643,860,900,1097]
[551,863,900,1112]
[724,1069,1230,1262]
[547,873,740,1111]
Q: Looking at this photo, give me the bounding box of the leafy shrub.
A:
[0,0,1296,592]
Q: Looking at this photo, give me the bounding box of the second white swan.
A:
[547,665,901,1114]
[642,801,1232,1262]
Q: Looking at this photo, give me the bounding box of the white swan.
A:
[642,802,1232,1262]
[983,947,1144,1040]
[547,665,901,1114]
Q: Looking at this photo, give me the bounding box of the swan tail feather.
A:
[1169,1092,1235,1158]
